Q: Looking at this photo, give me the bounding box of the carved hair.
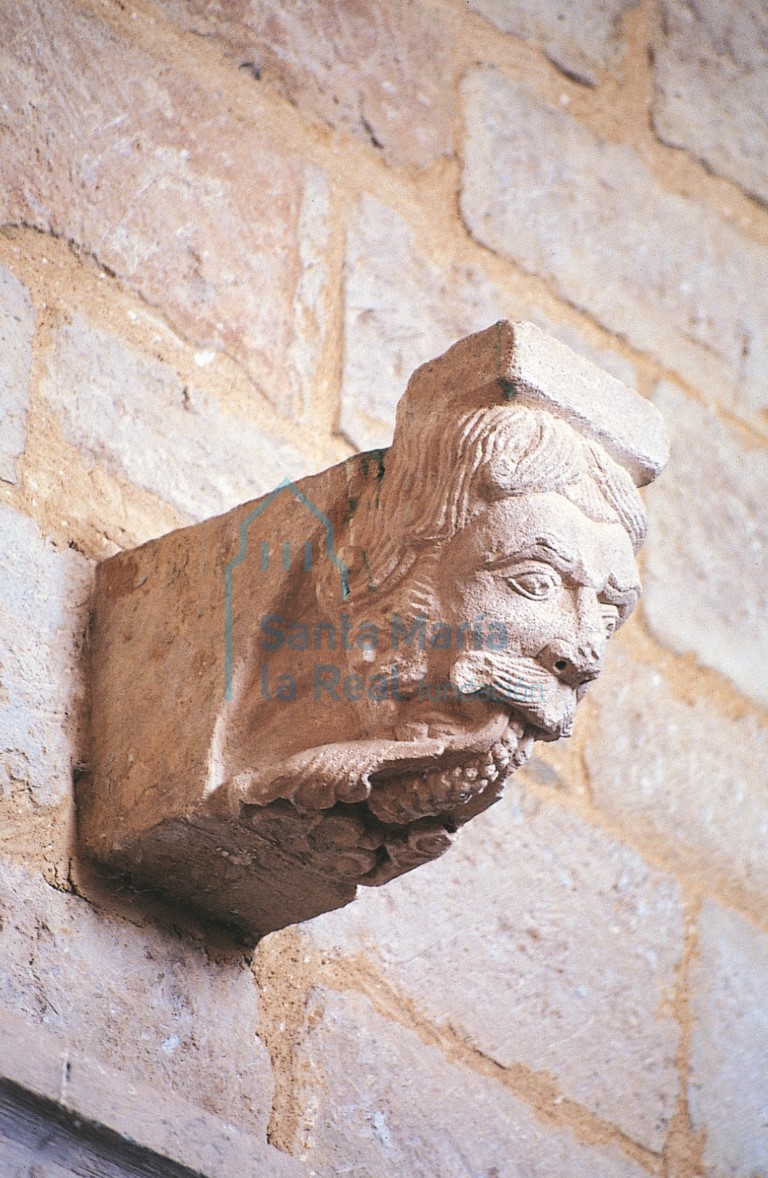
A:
[347,404,647,610]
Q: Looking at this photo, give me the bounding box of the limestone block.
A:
[0,504,91,807]
[0,1006,304,1177]
[643,382,768,707]
[689,901,768,1176]
[341,196,636,451]
[653,0,768,206]
[0,0,329,411]
[467,0,637,85]
[461,69,768,419]
[41,314,314,521]
[293,988,655,1176]
[306,780,684,1151]
[342,197,507,451]
[81,322,666,940]
[0,264,34,485]
[585,644,768,915]
[154,0,456,169]
[0,857,275,1136]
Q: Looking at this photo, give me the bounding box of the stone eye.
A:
[505,565,561,600]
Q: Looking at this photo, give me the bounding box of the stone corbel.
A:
[79,321,668,940]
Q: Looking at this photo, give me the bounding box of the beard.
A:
[364,646,573,826]
[366,709,534,825]
[224,647,573,851]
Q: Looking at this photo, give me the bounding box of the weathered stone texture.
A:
[0,504,90,808]
[0,857,275,1136]
[154,0,456,169]
[0,264,33,484]
[342,196,636,450]
[41,314,314,521]
[585,645,768,914]
[643,382,768,707]
[307,781,684,1151]
[342,198,502,449]
[468,0,637,85]
[0,0,329,412]
[689,901,768,1176]
[653,0,768,206]
[0,1009,305,1178]
[461,70,768,418]
[295,988,654,1177]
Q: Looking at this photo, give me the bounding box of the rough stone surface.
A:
[0,1008,305,1178]
[342,196,636,450]
[0,0,762,1166]
[307,781,684,1151]
[689,901,768,1176]
[0,857,275,1137]
[0,504,91,808]
[0,0,329,412]
[499,320,666,484]
[287,164,331,419]
[643,382,768,707]
[41,314,314,521]
[585,644,768,914]
[294,988,654,1177]
[154,0,456,169]
[653,0,768,206]
[0,264,33,484]
[468,0,637,85]
[461,70,768,419]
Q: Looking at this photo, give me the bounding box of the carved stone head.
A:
[84,321,668,937]
[218,322,667,890]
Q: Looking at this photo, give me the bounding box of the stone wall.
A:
[1,1,767,1174]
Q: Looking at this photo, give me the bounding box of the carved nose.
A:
[538,641,603,688]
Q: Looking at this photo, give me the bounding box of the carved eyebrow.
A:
[487,538,640,603]
[529,538,641,601]
[485,536,577,571]
[531,536,577,569]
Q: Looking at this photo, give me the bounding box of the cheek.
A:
[437,577,576,652]
[495,599,568,651]
[437,576,496,621]
[454,581,570,650]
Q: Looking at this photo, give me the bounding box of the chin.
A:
[363,661,577,826]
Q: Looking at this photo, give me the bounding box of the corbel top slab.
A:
[399,320,668,486]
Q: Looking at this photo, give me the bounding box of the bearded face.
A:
[222,452,645,884]
[356,488,640,828]
[227,484,642,876]
[438,490,639,737]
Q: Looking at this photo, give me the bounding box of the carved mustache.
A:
[449,649,576,738]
